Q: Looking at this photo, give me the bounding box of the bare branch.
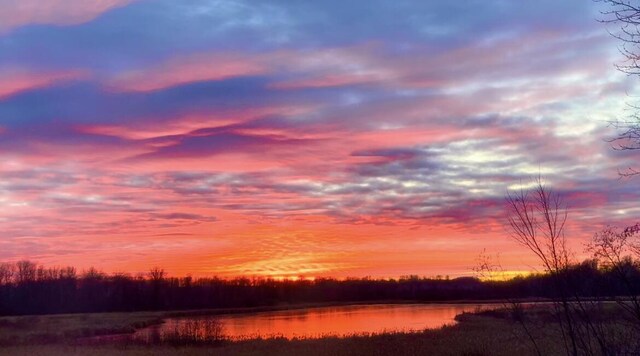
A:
[597,0,640,176]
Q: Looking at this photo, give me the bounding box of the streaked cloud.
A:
[0,0,135,34]
[107,53,267,92]
[0,0,636,278]
[0,67,88,99]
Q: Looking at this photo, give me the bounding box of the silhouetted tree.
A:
[0,258,638,322]
[506,179,582,356]
[505,178,639,355]
[149,267,165,281]
[507,179,631,355]
[506,179,570,275]
[15,260,36,284]
[589,223,640,323]
[0,263,14,285]
[148,267,166,309]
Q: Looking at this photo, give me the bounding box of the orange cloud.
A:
[0,0,135,33]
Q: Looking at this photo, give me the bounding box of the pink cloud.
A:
[77,105,312,140]
[106,44,394,92]
[0,68,89,98]
[107,54,267,92]
[0,0,135,33]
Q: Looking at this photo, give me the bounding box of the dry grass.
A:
[0,311,164,345]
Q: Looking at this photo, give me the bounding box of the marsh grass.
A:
[134,318,226,346]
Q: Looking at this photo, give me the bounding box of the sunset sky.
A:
[0,0,638,278]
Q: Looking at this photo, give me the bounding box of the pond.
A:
[133,303,501,340]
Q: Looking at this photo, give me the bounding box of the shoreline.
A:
[0,297,556,320]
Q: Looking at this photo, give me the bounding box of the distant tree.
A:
[0,263,14,285]
[60,266,77,280]
[15,260,36,284]
[82,267,104,280]
[148,267,166,282]
[78,267,106,312]
[597,0,640,176]
[148,267,166,310]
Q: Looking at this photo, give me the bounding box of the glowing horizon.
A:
[0,0,638,279]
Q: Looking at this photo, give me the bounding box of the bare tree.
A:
[588,223,640,323]
[506,179,570,276]
[0,263,14,285]
[506,179,581,356]
[148,267,166,310]
[597,0,640,176]
[81,267,104,280]
[506,179,619,356]
[15,260,37,284]
[148,267,166,282]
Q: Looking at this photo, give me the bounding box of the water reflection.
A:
[135,303,498,340]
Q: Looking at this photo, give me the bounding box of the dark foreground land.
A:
[1,303,635,356]
[0,313,539,356]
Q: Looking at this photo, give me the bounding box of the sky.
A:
[0,0,638,279]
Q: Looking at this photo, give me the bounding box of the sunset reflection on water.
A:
[140,304,498,340]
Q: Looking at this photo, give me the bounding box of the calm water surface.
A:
[136,303,500,340]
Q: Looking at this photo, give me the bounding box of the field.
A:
[0,306,572,356]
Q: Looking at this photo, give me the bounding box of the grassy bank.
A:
[1,303,635,355]
[0,306,578,356]
[0,300,501,344]
[0,311,164,345]
[1,314,550,356]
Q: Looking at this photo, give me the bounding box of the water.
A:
[134,303,500,340]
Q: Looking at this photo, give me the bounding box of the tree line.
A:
[0,258,638,316]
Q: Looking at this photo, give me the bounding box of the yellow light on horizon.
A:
[478,270,535,281]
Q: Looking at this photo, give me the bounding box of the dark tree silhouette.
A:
[588,223,640,323]
[503,179,640,356]
[0,258,639,318]
[0,263,14,285]
[15,260,36,284]
[506,179,570,275]
[506,179,582,356]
